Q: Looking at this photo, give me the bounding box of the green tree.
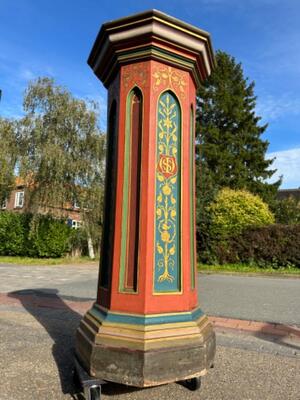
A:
[196,51,281,204]
[18,77,106,258]
[195,161,217,258]
[0,118,18,205]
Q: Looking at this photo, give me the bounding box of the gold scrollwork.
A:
[153,66,186,97]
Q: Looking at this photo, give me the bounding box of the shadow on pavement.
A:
[7,288,146,398]
[254,323,300,352]
[8,288,83,397]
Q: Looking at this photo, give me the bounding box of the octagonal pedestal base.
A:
[75,305,216,387]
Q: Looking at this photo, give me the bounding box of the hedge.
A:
[0,211,72,258]
[28,215,72,257]
[0,212,31,255]
[213,224,300,268]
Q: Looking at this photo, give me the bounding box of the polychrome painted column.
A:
[76,9,216,387]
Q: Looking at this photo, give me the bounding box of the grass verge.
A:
[0,256,98,266]
[198,263,300,276]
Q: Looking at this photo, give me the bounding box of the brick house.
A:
[277,189,300,202]
[1,177,82,228]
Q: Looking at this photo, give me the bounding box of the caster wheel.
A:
[185,377,201,391]
[89,385,101,400]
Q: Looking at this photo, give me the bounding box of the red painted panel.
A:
[98,59,199,315]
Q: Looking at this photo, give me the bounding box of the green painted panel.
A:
[154,91,181,292]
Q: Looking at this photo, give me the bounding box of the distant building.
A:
[1,177,82,228]
[277,189,300,201]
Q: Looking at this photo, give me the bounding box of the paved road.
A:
[0,263,299,325]
[198,273,300,326]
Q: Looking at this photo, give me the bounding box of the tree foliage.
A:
[195,162,217,256]
[196,51,281,205]
[272,197,300,224]
[18,77,106,254]
[0,118,18,205]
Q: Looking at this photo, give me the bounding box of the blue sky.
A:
[1,0,300,188]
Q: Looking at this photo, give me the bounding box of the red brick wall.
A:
[1,187,82,222]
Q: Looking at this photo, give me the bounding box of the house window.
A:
[73,200,80,209]
[72,220,81,229]
[1,198,7,209]
[15,191,24,208]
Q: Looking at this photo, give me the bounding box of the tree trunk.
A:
[87,234,95,259]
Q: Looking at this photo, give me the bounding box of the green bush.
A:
[0,212,72,258]
[209,188,275,239]
[0,212,30,255]
[214,224,300,268]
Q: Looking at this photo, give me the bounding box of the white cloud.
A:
[267,148,300,188]
[256,94,300,122]
[19,68,36,81]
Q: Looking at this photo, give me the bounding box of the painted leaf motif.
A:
[157,174,165,182]
[157,244,163,254]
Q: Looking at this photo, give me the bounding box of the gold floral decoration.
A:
[153,66,186,98]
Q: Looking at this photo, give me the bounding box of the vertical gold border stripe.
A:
[190,105,195,290]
